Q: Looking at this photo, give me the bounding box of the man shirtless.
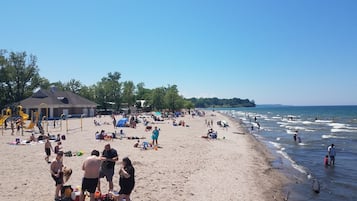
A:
[45,138,53,163]
[50,151,64,200]
[80,150,102,201]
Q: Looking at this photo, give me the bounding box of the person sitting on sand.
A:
[54,141,62,154]
[55,134,61,142]
[133,140,140,148]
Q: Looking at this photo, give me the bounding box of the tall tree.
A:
[122,81,136,107]
[0,50,40,105]
[79,85,96,101]
[164,85,184,112]
[150,87,166,111]
[95,72,122,110]
[64,78,82,94]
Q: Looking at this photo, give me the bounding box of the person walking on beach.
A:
[328,144,336,166]
[98,144,118,192]
[45,138,53,163]
[50,151,64,200]
[80,150,102,201]
[118,157,135,201]
[152,126,160,146]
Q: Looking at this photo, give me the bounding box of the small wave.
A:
[331,128,356,133]
[286,130,296,135]
[322,134,347,139]
[276,150,307,174]
[286,126,307,131]
[269,141,282,149]
[315,120,333,123]
[328,123,349,129]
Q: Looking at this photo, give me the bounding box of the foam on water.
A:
[328,123,349,129]
[276,150,307,174]
[315,120,333,123]
[286,129,296,134]
[331,128,356,133]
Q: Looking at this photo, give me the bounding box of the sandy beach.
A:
[0,111,289,201]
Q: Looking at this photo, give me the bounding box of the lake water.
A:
[218,105,357,201]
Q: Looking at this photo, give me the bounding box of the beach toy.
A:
[94,190,101,199]
[77,151,83,156]
[154,145,158,151]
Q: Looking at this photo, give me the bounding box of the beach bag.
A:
[61,135,66,140]
[61,185,73,198]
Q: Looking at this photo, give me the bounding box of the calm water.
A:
[218,105,357,201]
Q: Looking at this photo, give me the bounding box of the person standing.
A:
[118,157,135,201]
[80,150,102,201]
[151,126,160,146]
[50,151,64,200]
[98,144,118,192]
[45,138,53,163]
[112,116,116,129]
[328,144,336,166]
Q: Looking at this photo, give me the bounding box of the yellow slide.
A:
[0,115,10,126]
[26,122,35,129]
[18,106,29,121]
[19,110,29,121]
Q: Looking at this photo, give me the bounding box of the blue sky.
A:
[1,0,356,105]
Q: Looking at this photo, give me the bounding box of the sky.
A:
[1,0,357,106]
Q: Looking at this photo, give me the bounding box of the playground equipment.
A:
[0,108,12,126]
[26,111,39,129]
[17,105,29,121]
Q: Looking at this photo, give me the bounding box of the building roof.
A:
[20,88,98,108]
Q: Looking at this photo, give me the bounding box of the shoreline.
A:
[216,111,291,200]
[1,111,290,201]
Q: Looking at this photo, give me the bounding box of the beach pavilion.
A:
[19,87,98,119]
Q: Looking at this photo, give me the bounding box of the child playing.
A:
[324,155,329,166]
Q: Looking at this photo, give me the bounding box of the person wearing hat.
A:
[50,151,64,200]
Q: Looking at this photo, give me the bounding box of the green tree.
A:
[79,85,96,101]
[183,100,195,110]
[150,87,166,111]
[164,85,184,112]
[0,50,40,105]
[95,72,122,110]
[64,78,82,94]
[122,81,136,107]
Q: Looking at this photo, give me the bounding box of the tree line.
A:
[188,97,255,108]
[0,50,255,112]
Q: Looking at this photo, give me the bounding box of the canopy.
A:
[153,112,162,116]
[116,118,128,127]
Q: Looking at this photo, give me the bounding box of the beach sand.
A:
[0,111,289,201]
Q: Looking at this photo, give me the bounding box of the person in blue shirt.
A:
[151,126,160,146]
